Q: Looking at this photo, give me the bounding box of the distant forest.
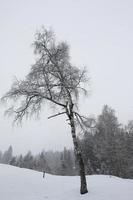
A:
[0,105,133,179]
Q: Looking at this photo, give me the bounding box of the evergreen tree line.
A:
[0,105,133,178]
[0,146,13,164]
[81,105,133,178]
[0,146,77,176]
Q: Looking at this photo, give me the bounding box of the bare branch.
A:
[14,95,36,114]
[74,112,88,121]
[48,112,66,119]
[75,113,85,131]
[74,112,96,129]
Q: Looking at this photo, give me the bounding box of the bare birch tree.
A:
[1,28,89,194]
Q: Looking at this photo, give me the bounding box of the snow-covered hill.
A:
[0,164,132,200]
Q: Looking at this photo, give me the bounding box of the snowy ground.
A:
[0,164,132,200]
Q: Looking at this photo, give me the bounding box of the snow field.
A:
[0,164,132,200]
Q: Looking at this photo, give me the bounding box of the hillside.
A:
[0,164,132,200]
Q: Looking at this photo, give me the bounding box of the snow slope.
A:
[0,164,132,200]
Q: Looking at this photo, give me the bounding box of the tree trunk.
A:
[68,108,88,194]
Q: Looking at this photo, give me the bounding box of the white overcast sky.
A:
[0,0,133,154]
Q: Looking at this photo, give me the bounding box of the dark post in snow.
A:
[43,171,45,178]
[1,28,90,194]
